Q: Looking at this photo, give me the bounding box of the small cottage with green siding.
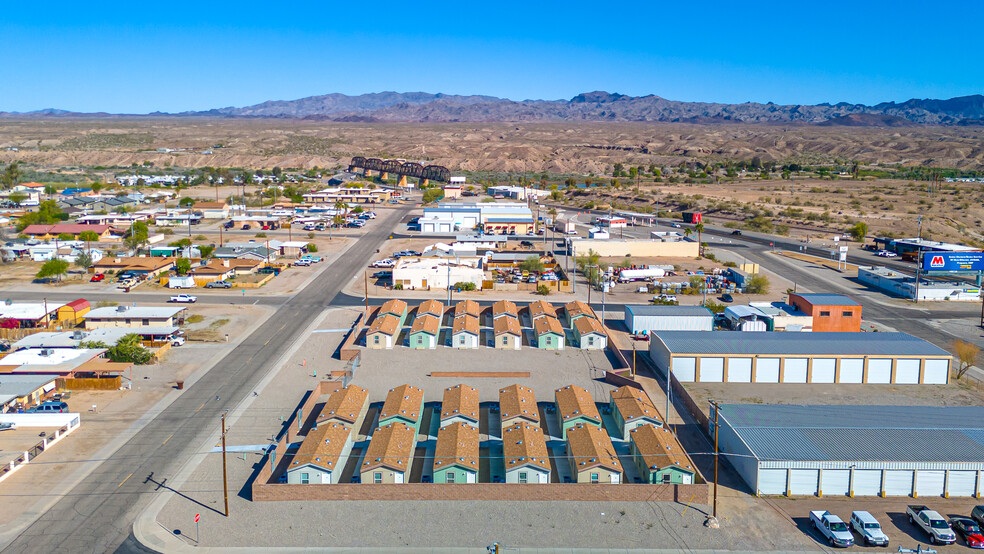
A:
[554,384,601,440]
[630,423,696,485]
[432,422,479,484]
[534,316,565,350]
[378,384,425,434]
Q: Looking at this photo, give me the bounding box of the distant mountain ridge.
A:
[4,91,984,125]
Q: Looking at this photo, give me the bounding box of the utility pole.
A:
[914,215,923,303]
[221,412,229,517]
[364,271,369,318]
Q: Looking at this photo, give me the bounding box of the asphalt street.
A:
[0,206,409,554]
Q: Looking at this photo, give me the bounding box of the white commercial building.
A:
[419,202,534,234]
[392,258,484,290]
[859,266,981,301]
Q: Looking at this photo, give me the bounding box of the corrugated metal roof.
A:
[654,331,950,357]
[624,305,713,317]
[721,404,984,463]
[791,293,861,307]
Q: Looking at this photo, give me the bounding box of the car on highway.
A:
[670,223,681,228]
[950,516,984,548]
[90,273,105,282]
[168,294,198,303]
[731,230,743,236]
[876,250,898,257]
[223,221,234,230]
[206,280,232,288]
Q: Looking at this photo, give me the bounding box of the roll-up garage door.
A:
[672,357,696,382]
[947,471,978,497]
[852,470,882,496]
[727,358,752,382]
[867,359,892,383]
[755,358,780,383]
[822,469,851,497]
[789,469,820,496]
[839,358,864,383]
[758,469,787,495]
[916,470,945,498]
[784,358,808,383]
[811,358,836,383]
[895,359,920,384]
[883,470,914,496]
[923,359,950,384]
[700,357,724,382]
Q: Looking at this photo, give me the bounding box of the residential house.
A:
[502,423,551,484]
[285,422,354,484]
[564,301,595,327]
[84,305,185,329]
[408,314,440,349]
[189,259,264,284]
[609,386,663,439]
[527,300,557,322]
[0,374,59,413]
[316,384,369,427]
[534,316,565,350]
[566,423,622,484]
[21,224,116,241]
[440,384,479,428]
[417,299,444,321]
[379,299,409,327]
[366,314,400,349]
[192,201,230,219]
[493,316,522,350]
[555,385,602,440]
[276,241,309,258]
[91,257,176,277]
[499,384,539,429]
[629,423,696,485]
[453,299,481,320]
[492,300,518,321]
[451,315,480,349]
[432,422,480,484]
[378,384,425,434]
[359,422,416,484]
[788,293,862,332]
[0,301,67,328]
[572,316,607,350]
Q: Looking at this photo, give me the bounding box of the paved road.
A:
[0,207,410,554]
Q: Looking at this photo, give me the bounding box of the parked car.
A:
[907,505,956,545]
[372,271,392,279]
[632,332,650,342]
[371,259,395,268]
[720,293,734,303]
[970,505,984,527]
[810,510,854,548]
[28,401,69,414]
[849,511,889,547]
[0,421,16,431]
[651,294,677,303]
[206,280,232,288]
[950,517,984,548]
[223,221,234,229]
[294,259,312,266]
[519,240,534,248]
[670,223,681,228]
[241,224,251,230]
[171,336,186,347]
[168,294,198,303]
[303,224,316,231]
[876,250,898,257]
[90,273,105,282]
[299,255,322,263]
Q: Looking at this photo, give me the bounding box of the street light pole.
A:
[221,412,229,517]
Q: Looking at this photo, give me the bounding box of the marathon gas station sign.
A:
[922,251,984,272]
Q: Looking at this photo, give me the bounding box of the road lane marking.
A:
[119,473,133,487]
[162,432,175,445]
[195,402,206,412]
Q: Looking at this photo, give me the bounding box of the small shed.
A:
[56,298,91,325]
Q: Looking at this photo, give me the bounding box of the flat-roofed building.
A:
[441,384,479,427]
[494,316,522,350]
[316,384,369,428]
[609,386,662,438]
[451,314,480,348]
[366,314,400,349]
[408,314,440,349]
[630,423,696,484]
[432,422,480,484]
[555,385,601,439]
[788,293,862,333]
[378,384,425,434]
[286,422,354,484]
[84,305,185,329]
[499,384,539,429]
[360,422,416,484]
[503,422,551,483]
[566,423,622,484]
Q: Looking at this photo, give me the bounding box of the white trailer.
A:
[618,268,666,282]
[554,219,577,235]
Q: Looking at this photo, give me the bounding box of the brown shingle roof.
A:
[554,385,601,423]
[318,384,369,425]
[493,315,521,336]
[499,384,539,425]
[565,300,595,320]
[567,423,621,473]
[630,423,695,474]
[367,314,400,336]
[410,314,440,336]
[193,201,228,209]
[379,384,424,423]
[291,421,352,472]
[492,300,518,319]
[503,422,551,472]
[534,316,564,337]
[441,384,479,423]
[360,422,416,473]
[417,300,444,319]
[452,314,480,336]
[454,300,481,319]
[432,422,480,472]
[380,299,408,317]
[574,316,606,336]
[527,300,557,320]
[610,386,662,424]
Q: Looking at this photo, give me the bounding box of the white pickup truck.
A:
[168,294,197,303]
[907,505,956,545]
[810,510,854,548]
[850,510,889,547]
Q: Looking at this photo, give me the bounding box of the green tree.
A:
[36,258,69,281]
[74,251,94,269]
[57,233,73,241]
[536,284,550,296]
[519,256,544,273]
[1,162,21,189]
[124,220,149,251]
[78,230,100,245]
[8,191,26,205]
[422,189,444,204]
[105,334,154,365]
[694,222,705,254]
[168,238,192,248]
[848,221,869,243]
[91,183,104,194]
[179,197,195,207]
[174,258,192,275]
[745,273,770,294]
[16,200,64,230]
[198,245,215,259]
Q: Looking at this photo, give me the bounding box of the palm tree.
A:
[78,230,100,255]
[334,200,347,225]
[694,222,705,255]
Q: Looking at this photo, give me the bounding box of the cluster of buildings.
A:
[364,299,607,351]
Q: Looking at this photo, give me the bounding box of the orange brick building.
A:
[788,293,861,332]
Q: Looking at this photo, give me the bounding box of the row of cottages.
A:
[609,385,663,438]
[440,384,479,428]
[92,257,176,278]
[286,384,369,484]
[534,316,566,350]
[555,385,602,439]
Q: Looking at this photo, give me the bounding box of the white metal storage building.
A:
[623,305,713,334]
[648,331,951,385]
[713,404,984,498]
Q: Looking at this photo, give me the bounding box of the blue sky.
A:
[1,0,981,113]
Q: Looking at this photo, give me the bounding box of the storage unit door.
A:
[672,357,696,382]
[947,471,978,497]
[757,469,787,495]
[916,470,945,498]
[867,359,893,383]
[788,469,820,496]
[883,470,914,496]
[852,470,882,496]
[783,358,808,383]
[822,469,851,497]
[923,359,949,384]
[700,357,724,382]
[895,359,921,384]
[755,358,780,383]
[727,358,752,382]
[839,358,864,384]
[811,358,836,383]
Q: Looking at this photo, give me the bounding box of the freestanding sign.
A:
[921,251,984,272]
